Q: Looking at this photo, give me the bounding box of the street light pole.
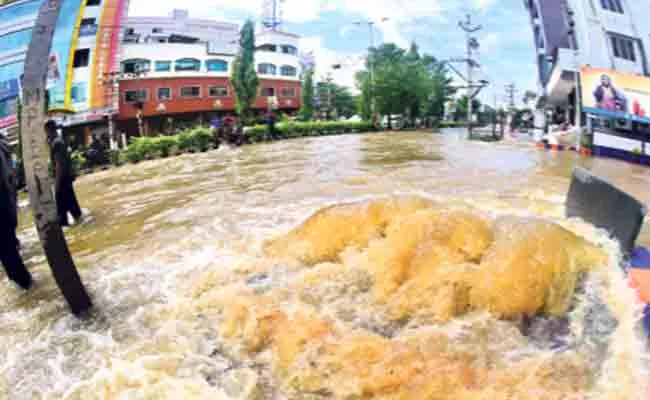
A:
[21,0,92,315]
[354,18,388,122]
[458,14,482,138]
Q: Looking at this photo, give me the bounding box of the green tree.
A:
[454,95,481,122]
[231,20,259,123]
[355,71,372,121]
[354,42,453,128]
[522,90,537,107]
[424,56,455,125]
[299,68,314,121]
[316,81,356,119]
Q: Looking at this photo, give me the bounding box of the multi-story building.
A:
[0,0,129,146]
[525,0,650,122]
[117,10,302,136]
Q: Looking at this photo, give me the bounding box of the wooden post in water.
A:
[20,0,92,315]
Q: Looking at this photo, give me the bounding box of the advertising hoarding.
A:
[48,0,84,111]
[90,0,126,110]
[581,66,650,123]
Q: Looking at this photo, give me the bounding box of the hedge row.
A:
[247,121,375,142]
[119,121,376,163]
[121,127,213,163]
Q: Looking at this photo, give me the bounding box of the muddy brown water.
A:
[1,129,649,399]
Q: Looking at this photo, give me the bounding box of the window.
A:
[73,49,90,68]
[281,45,297,55]
[208,86,228,97]
[610,35,637,62]
[175,58,201,71]
[86,0,101,6]
[124,89,147,103]
[280,88,296,97]
[206,59,228,72]
[79,18,97,36]
[180,86,201,98]
[158,88,171,100]
[155,61,171,72]
[152,27,163,33]
[80,18,96,26]
[71,82,88,103]
[122,58,151,74]
[601,0,623,13]
[258,63,277,75]
[257,44,277,52]
[280,65,297,77]
[260,87,275,97]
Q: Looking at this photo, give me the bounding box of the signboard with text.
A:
[91,0,126,110]
[48,0,84,110]
[581,66,650,123]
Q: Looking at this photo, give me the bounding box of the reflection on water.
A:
[0,130,648,399]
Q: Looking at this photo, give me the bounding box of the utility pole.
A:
[326,73,333,121]
[505,83,517,133]
[505,83,516,110]
[21,0,92,315]
[354,18,388,124]
[458,14,482,138]
[565,5,582,130]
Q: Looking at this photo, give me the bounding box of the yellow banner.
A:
[581,66,650,121]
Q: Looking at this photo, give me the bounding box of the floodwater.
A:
[0,129,649,399]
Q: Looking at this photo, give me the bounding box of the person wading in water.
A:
[0,134,32,289]
[46,120,83,227]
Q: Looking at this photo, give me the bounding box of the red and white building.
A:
[117,9,301,136]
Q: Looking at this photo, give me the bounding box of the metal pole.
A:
[368,22,376,118]
[20,0,92,315]
[459,14,482,139]
[567,7,582,130]
[466,30,473,136]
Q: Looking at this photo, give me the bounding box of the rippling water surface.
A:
[1,129,649,399]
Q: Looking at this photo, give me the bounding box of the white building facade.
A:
[117,10,302,135]
[526,0,650,118]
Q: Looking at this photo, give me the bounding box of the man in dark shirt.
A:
[46,120,82,227]
[0,134,32,289]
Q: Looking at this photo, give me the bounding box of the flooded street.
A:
[1,129,650,399]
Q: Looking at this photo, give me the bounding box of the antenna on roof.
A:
[261,0,284,30]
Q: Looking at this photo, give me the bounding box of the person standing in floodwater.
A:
[0,134,32,289]
[46,121,83,227]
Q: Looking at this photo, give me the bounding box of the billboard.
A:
[90,0,126,110]
[48,0,84,111]
[581,66,650,123]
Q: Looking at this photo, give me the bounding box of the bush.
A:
[177,130,195,152]
[190,127,214,151]
[109,150,123,166]
[70,150,86,176]
[121,121,377,163]
[155,136,178,157]
[247,125,267,142]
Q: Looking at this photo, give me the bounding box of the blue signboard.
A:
[0,79,19,102]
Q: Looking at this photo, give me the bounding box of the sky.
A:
[128,0,537,107]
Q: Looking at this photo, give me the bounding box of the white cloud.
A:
[128,0,451,48]
[474,0,496,11]
[481,33,499,53]
[299,36,365,91]
[128,0,258,18]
